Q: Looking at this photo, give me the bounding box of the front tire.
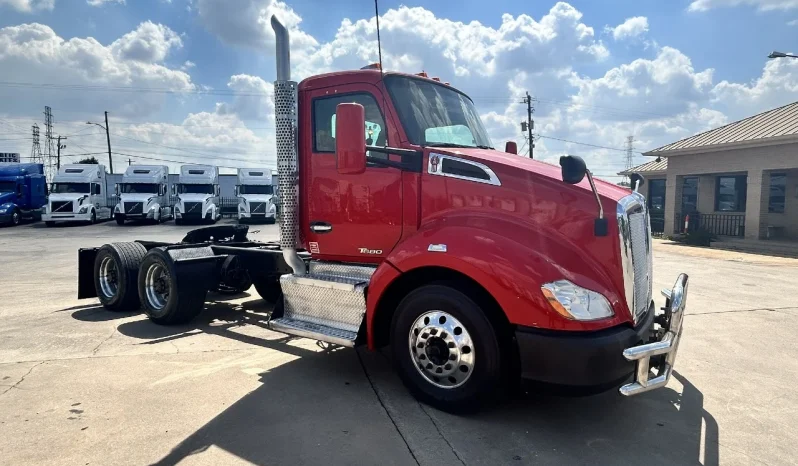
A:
[93,242,147,311]
[11,209,20,226]
[175,218,184,226]
[89,210,97,225]
[138,248,206,325]
[391,285,506,413]
[116,216,125,226]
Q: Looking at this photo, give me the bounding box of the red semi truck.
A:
[76,16,688,412]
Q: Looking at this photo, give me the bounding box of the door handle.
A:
[310,221,332,233]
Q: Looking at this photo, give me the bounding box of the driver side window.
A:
[313,92,388,160]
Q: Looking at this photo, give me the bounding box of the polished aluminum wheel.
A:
[145,263,170,310]
[98,256,119,299]
[409,310,475,389]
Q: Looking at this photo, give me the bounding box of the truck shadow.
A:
[108,298,718,466]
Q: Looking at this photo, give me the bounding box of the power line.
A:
[113,152,274,170]
[537,134,644,154]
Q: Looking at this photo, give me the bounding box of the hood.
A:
[0,192,14,205]
[434,147,630,202]
[120,193,159,203]
[239,194,273,203]
[49,193,89,203]
[177,193,213,203]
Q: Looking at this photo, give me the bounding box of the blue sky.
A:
[0,0,796,177]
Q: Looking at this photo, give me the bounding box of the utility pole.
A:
[521,92,535,158]
[104,111,113,174]
[30,124,43,166]
[128,158,132,166]
[625,135,635,185]
[56,136,66,170]
[44,106,54,181]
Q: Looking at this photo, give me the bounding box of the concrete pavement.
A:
[1,222,797,465]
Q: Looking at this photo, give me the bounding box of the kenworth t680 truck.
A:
[76,16,688,412]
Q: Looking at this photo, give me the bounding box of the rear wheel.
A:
[254,278,281,304]
[391,285,506,413]
[93,242,147,311]
[138,248,206,325]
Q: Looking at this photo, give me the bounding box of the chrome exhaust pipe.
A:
[271,15,306,275]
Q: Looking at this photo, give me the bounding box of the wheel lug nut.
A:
[421,333,429,339]
[439,331,447,338]
[430,329,438,336]
[449,354,456,361]
[444,364,452,370]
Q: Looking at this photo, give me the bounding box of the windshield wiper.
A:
[425,142,495,150]
[475,145,494,150]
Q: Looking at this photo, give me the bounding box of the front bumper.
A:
[238,212,275,222]
[516,274,688,395]
[0,213,12,224]
[43,211,93,222]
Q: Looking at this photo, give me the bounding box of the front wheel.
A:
[89,210,96,225]
[116,216,125,226]
[138,248,206,325]
[11,209,20,226]
[391,285,506,413]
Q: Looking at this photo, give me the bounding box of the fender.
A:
[366,212,631,348]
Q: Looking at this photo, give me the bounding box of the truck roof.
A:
[122,165,168,183]
[53,164,106,182]
[237,168,274,185]
[179,164,218,184]
[298,70,459,94]
[0,163,44,176]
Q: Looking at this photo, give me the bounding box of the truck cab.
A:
[236,168,277,224]
[114,165,172,225]
[77,15,689,413]
[173,165,221,225]
[0,163,46,226]
[43,164,111,226]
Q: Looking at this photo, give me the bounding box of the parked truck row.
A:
[0,162,278,227]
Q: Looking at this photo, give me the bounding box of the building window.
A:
[647,179,666,213]
[681,177,698,213]
[769,173,786,213]
[715,175,747,212]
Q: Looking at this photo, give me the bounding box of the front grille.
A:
[125,202,143,215]
[51,201,73,213]
[184,202,202,217]
[618,193,653,323]
[629,212,652,319]
[250,202,266,215]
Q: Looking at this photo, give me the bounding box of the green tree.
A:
[78,156,99,164]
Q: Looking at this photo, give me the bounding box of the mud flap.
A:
[77,247,99,299]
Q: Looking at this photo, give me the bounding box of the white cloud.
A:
[87,0,125,6]
[111,21,182,62]
[788,18,798,24]
[711,56,798,119]
[605,16,649,41]
[214,74,274,120]
[0,22,194,118]
[688,0,798,12]
[196,0,317,53]
[0,0,54,12]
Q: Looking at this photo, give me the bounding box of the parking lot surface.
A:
[1,220,797,465]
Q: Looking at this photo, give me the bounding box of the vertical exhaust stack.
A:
[271,15,306,275]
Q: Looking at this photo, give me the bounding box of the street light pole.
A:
[768,51,798,59]
[86,113,113,174]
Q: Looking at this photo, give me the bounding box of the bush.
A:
[683,229,714,246]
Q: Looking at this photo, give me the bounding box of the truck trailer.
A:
[114,165,173,225]
[173,165,221,225]
[76,16,688,412]
[0,163,46,226]
[236,168,277,224]
[43,164,112,226]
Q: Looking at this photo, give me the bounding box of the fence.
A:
[676,212,745,237]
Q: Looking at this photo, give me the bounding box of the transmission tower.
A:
[30,124,43,166]
[625,135,635,184]
[44,106,55,180]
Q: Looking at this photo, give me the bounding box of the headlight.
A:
[0,207,7,213]
[78,206,90,214]
[541,280,614,321]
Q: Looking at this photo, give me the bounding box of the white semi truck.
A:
[236,168,277,223]
[43,164,112,226]
[173,165,221,225]
[114,165,172,225]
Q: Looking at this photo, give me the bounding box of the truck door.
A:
[303,86,403,262]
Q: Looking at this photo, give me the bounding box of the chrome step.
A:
[270,270,368,347]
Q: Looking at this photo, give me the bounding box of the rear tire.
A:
[138,248,206,325]
[390,285,506,413]
[93,242,147,311]
[254,278,281,304]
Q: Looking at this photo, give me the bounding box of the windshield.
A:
[384,75,493,149]
[120,183,159,194]
[178,184,214,194]
[0,181,15,193]
[51,183,90,194]
[240,185,273,195]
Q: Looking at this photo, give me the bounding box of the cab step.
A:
[269,262,376,347]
